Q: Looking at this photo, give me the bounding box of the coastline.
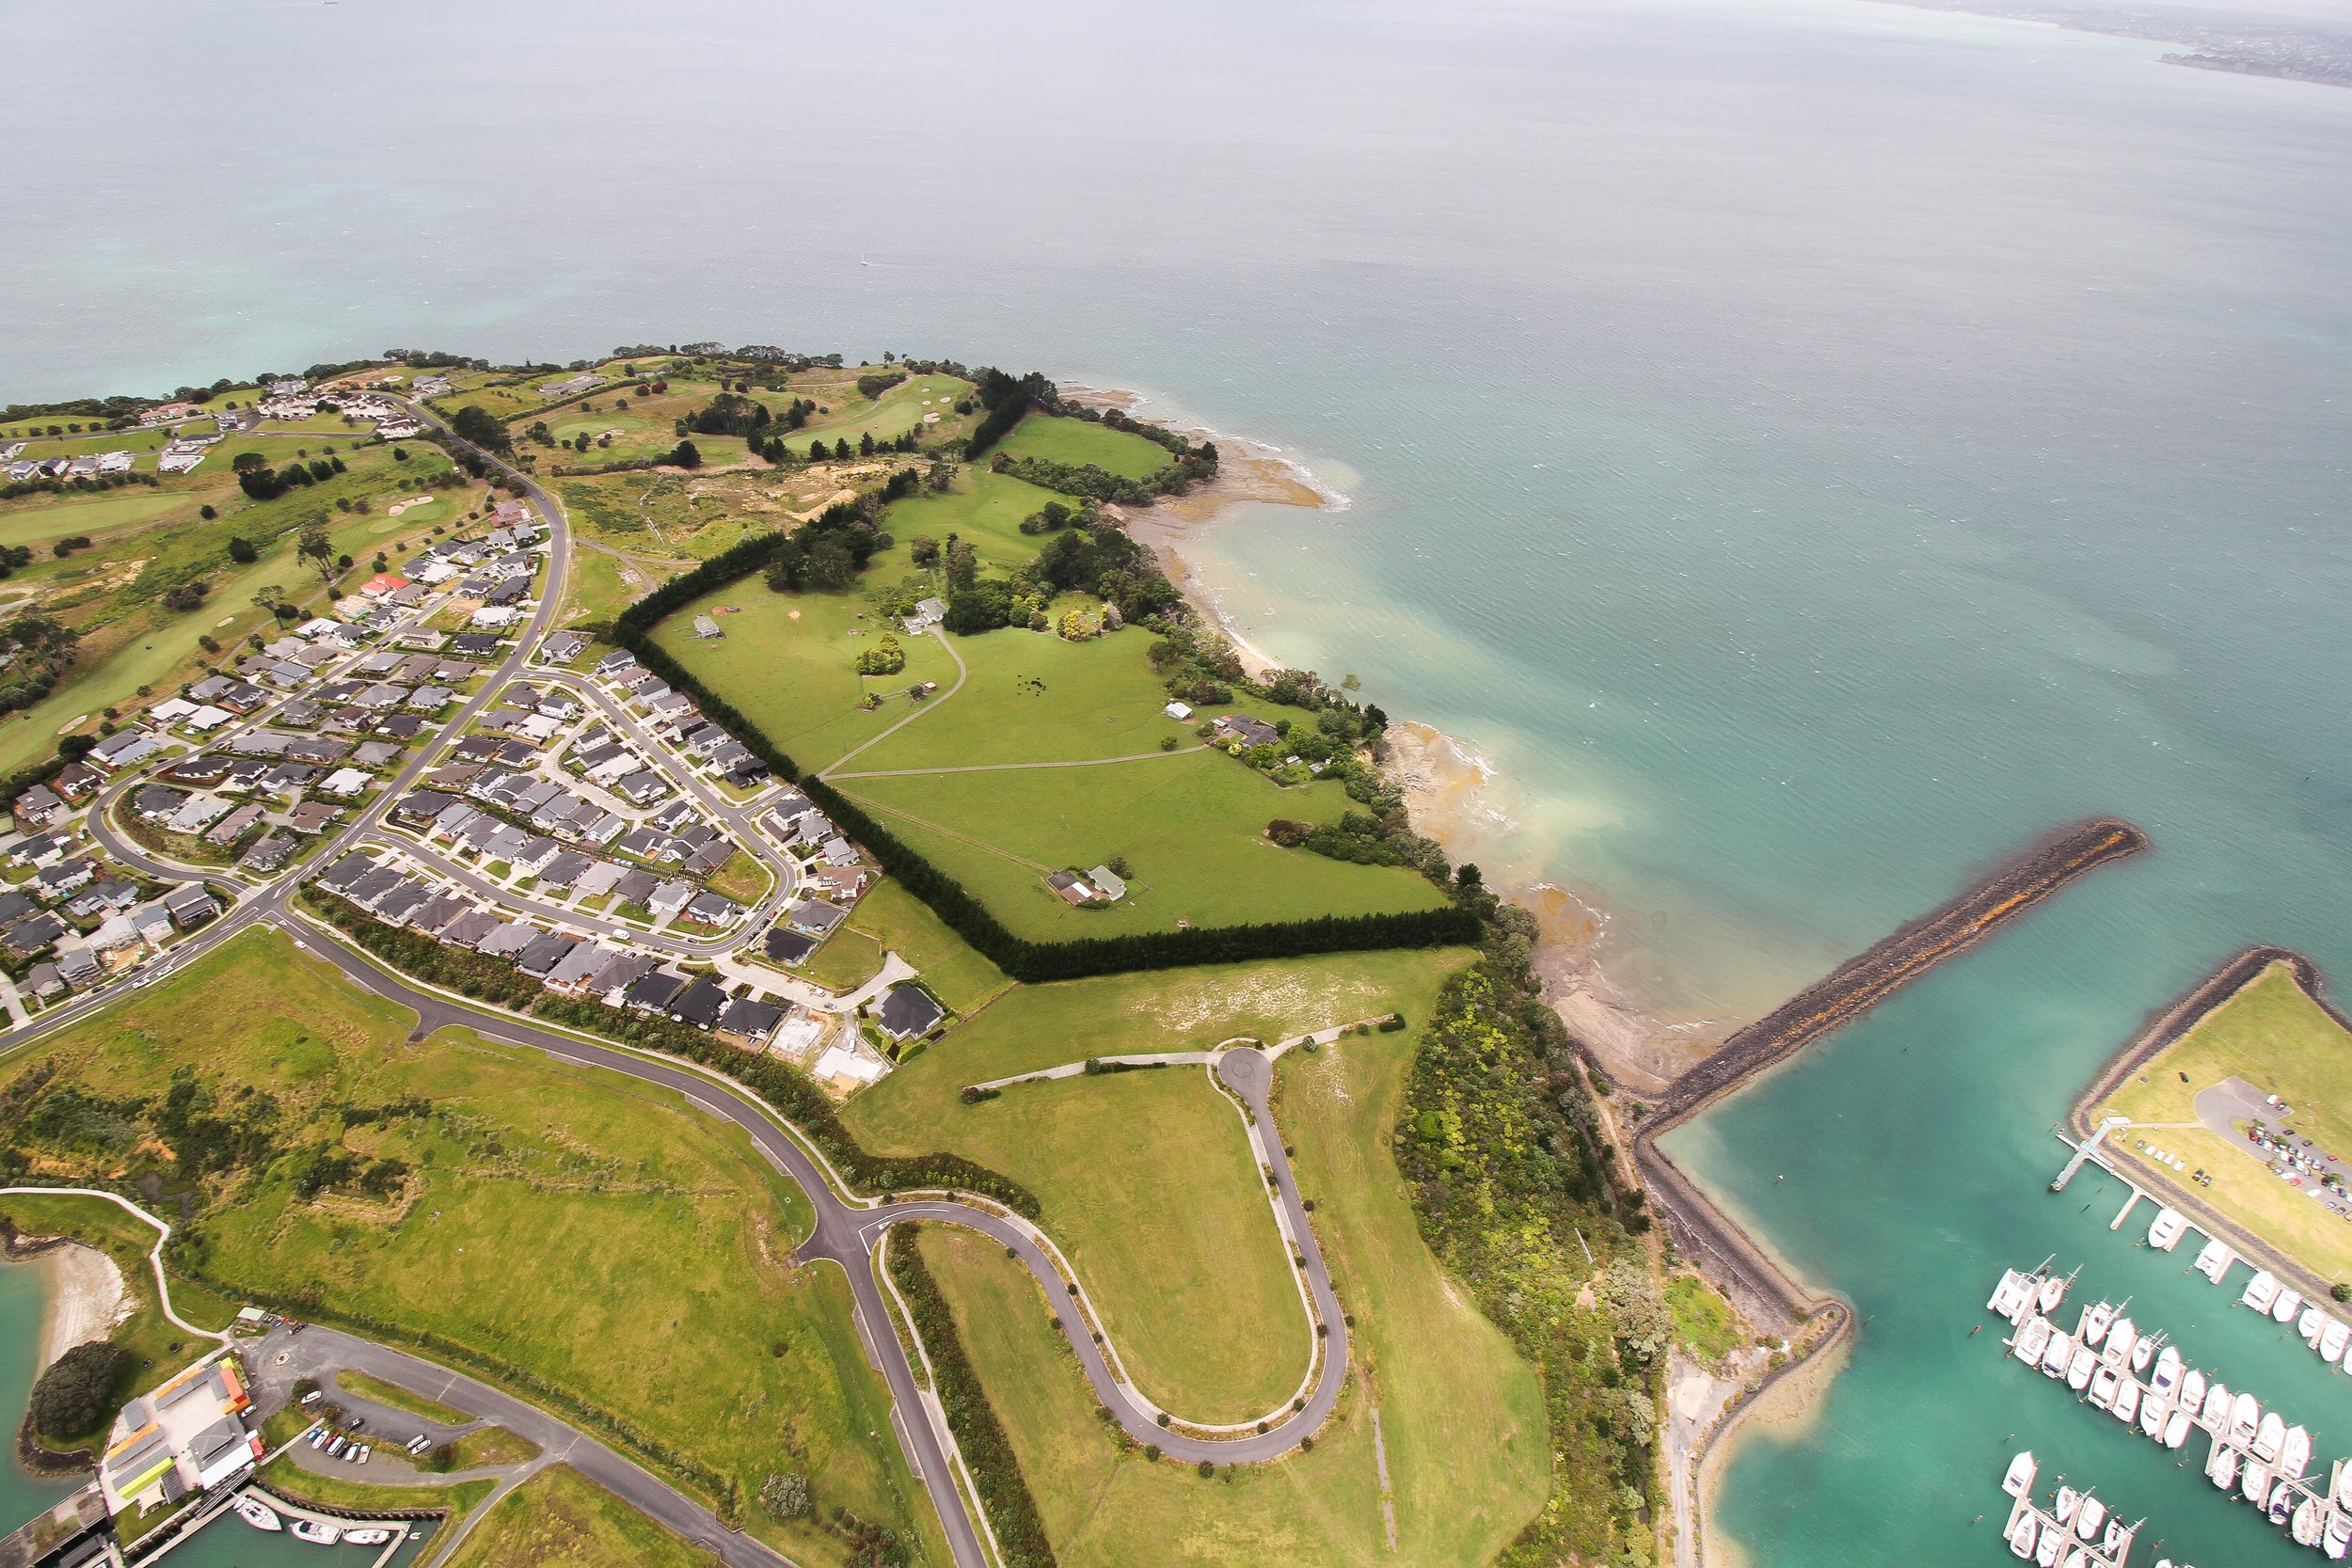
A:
[1,1222,128,1370]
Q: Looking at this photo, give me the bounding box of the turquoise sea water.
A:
[5,0,2351,1563]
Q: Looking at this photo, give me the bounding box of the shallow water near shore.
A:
[6,0,2352,1562]
[0,1260,72,1528]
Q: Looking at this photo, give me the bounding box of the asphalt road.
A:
[4,412,1348,1568]
[247,1323,789,1568]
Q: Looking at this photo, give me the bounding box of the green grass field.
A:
[839,752,1445,940]
[336,1370,472,1426]
[2104,959,2352,1286]
[445,1464,716,1568]
[0,486,201,546]
[879,470,1072,575]
[0,928,937,1568]
[783,372,972,457]
[905,965,1547,1565]
[844,951,1466,1421]
[996,414,1173,481]
[824,879,1010,1015]
[651,582,960,771]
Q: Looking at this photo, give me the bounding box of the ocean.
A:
[4,0,2350,1562]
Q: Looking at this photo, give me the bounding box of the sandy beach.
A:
[28,1242,127,1370]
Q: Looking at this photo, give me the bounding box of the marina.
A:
[1998,1449,2146,1566]
[1990,1260,2352,1558]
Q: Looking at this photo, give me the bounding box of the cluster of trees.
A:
[0,544,34,578]
[685,390,775,438]
[28,1341,131,1441]
[887,1228,1060,1568]
[963,367,1062,458]
[855,371,907,401]
[233,449,345,501]
[449,404,512,453]
[1393,929,1661,1562]
[760,493,896,593]
[855,632,906,675]
[0,614,82,718]
[935,517,1177,638]
[1267,810,1452,878]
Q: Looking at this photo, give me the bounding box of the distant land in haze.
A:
[1876,0,2352,83]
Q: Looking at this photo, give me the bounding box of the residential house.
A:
[786,898,848,938]
[875,985,946,1042]
[1089,867,1133,905]
[623,970,687,1013]
[647,879,694,918]
[164,885,220,928]
[683,892,742,927]
[667,977,727,1030]
[87,729,164,773]
[31,860,95,900]
[515,931,579,979]
[476,922,541,960]
[205,804,264,845]
[762,926,818,966]
[717,996,784,1048]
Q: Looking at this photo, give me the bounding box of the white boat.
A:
[2055,1485,2081,1525]
[290,1518,342,1544]
[2212,1443,2242,1489]
[2141,1395,2169,1438]
[2103,1517,2134,1558]
[2282,1424,2312,1479]
[2165,1408,2193,1449]
[2197,1237,2234,1282]
[2013,1317,2052,1367]
[2303,1305,2329,1343]
[2112,1378,2141,1424]
[2074,1495,2107,1541]
[2230,1390,2262,1447]
[2277,1288,2306,1324]
[2042,1333,2074,1378]
[2102,1316,2137,1370]
[2296,1497,2324,1547]
[2036,1520,2064,1568]
[2246,1271,2281,1312]
[231,1495,282,1532]
[2323,1320,2349,1365]
[2149,1207,2188,1251]
[2255,1410,2287,1463]
[2060,1546,2089,1568]
[2324,1506,2351,1560]
[342,1528,394,1546]
[2068,1347,2098,1391]
[2081,1300,2117,1348]
[2201,1382,2231,1431]
[2152,1345,2184,1398]
[2090,1367,2121,1409]
[2337,1458,2352,1511]
[2244,1458,2273,1505]
[1989,1270,2026,1318]
[2008,1513,2039,1560]
[2003,1451,2038,1498]
[2269,1479,2295,1526]
[2041,1272,2071,1316]
[2131,1332,2157,1372]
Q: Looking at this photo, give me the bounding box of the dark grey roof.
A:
[877,985,946,1039]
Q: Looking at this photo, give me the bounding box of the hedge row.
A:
[887,1225,1060,1568]
[609,544,1485,982]
[304,892,1041,1217]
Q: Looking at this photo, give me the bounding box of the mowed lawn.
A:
[805,879,1009,1014]
[785,372,973,457]
[8,928,935,1568]
[0,484,209,547]
[844,952,1465,1422]
[2105,959,2352,1284]
[842,623,1195,772]
[444,1465,717,1568]
[903,958,1547,1567]
[996,413,1173,481]
[651,578,960,772]
[839,752,1447,940]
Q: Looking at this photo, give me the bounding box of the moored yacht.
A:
[2149,1207,2188,1251]
[2013,1317,2053,1367]
[2209,1442,2241,1490]
[2131,1332,2157,1372]
[342,1528,395,1546]
[2054,1485,2081,1525]
[2090,1367,2121,1409]
[2179,1366,2206,1410]
[290,1518,342,1545]
[2243,1456,2273,1505]
[2008,1513,2039,1560]
[1989,1270,2029,1320]
[2267,1478,2295,1527]
[2200,1381,2231,1431]
[2041,1271,2073,1317]
[2165,1408,2193,1449]
[2323,1319,2350,1365]
[2255,1410,2286,1463]
[2042,1332,2075,1378]
[2004,1450,2038,1498]
[2229,1390,2262,1447]
[2276,1288,2306,1324]
[2068,1347,2098,1391]
[2295,1497,2324,1547]
[2323,1504,2351,1560]
[2280,1423,2312,1479]
[2336,1456,2352,1510]
[2112,1378,2140,1425]
[2081,1300,2117,1348]
[2035,1520,2064,1568]
[2245,1271,2281,1313]
[2152,1345,2184,1398]
[2302,1305,2328,1343]
[2196,1238,2234,1283]
[2074,1494,2107,1541]
[231,1495,282,1531]
[2140,1395,2169,1439]
[2102,1316,2137,1371]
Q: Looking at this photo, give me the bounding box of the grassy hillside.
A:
[444,1465,719,1568]
[0,928,938,1568]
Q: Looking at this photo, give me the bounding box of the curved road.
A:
[4,412,1349,1568]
